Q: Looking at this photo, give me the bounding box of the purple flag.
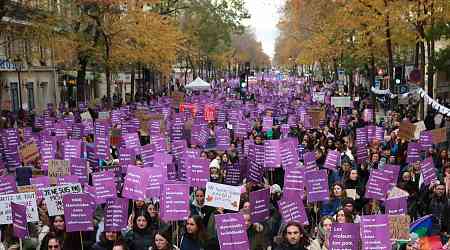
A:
[92,171,117,204]
[0,175,17,195]
[250,188,270,223]
[329,223,359,250]
[11,202,29,238]
[63,193,95,232]
[215,213,250,250]
[278,192,309,225]
[160,183,189,221]
[305,170,329,203]
[385,197,408,215]
[264,140,282,168]
[104,198,129,231]
[360,215,391,250]
[122,166,149,200]
[421,157,437,186]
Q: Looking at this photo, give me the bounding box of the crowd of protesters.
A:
[0,74,449,250]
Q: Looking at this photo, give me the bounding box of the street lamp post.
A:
[14,57,23,110]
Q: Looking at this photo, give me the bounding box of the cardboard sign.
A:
[48,160,70,183]
[19,141,40,164]
[204,182,241,211]
[431,127,447,144]
[307,108,325,128]
[388,215,410,240]
[398,122,416,141]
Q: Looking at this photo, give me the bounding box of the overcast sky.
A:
[244,0,284,59]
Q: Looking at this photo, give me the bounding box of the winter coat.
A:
[124,228,154,250]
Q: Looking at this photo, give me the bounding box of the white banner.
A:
[43,183,82,216]
[0,192,38,224]
[331,96,352,107]
[204,182,241,211]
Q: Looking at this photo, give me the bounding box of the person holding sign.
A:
[40,216,66,250]
[180,215,211,250]
[124,212,154,250]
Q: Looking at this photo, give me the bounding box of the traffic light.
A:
[394,66,403,85]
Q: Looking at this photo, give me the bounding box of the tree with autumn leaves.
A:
[275,0,450,97]
[30,0,267,103]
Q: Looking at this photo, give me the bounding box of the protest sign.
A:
[104,198,129,231]
[331,96,352,107]
[63,193,94,232]
[146,166,166,198]
[205,182,241,211]
[0,192,38,224]
[122,166,149,200]
[329,223,359,250]
[398,122,416,141]
[431,127,447,144]
[305,170,329,203]
[92,171,117,204]
[283,167,305,199]
[421,157,437,186]
[278,192,309,225]
[313,92,325,103]
[187,158,209,188]
[42,183,83,216]
[365,170,390,200]
[48,159,70,183]
[360,215,391,250]
[385,196,408,215]
[11,202,28,238]
[215,213,250,250]
[264,140,281,168]
[388,215,410,240]
[323,150,339,170]
[0,175,17,195]
[160,183,189,221]
[19,141,40,164]
[98,111,110,121]
[250,188,270,223]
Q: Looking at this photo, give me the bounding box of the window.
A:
[27,82,34,110]
[10,82,19,112]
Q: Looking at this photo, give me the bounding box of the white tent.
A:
[185,77,211,91]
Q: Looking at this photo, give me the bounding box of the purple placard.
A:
[141,144,155,166]
[305,170,329,203]
[278,192,309,225]
[303,152,317,172]
[160,183,189,221]
[216,129,231,151]
[375,126,384,142]
[250,188,270,223]
[11,202,29,239]
[122,133,141,155]
[323,150,339,170]
[69,158,88,184]
[262,116,273,131]
[247,161,263,183]
[280,138,299,168]
[187,158,209,188]
[171,140,187,159]
[365,170,390,200]
[406,142,422,163]
[283,167,305,199]
[151,134,167,153]
[146,166,166,198]
[0,175,17,195]
[264,140,281,168]
[363,109,374,123]
[92,171,117,204]
[385,196,407,215]
[383,164,400,187]
[419,130,433,151]
[329,223,359,250]
[63,193,95,232]
[367,125,376,143]
[119,148,136,166]
[360,215,391,250]
[356,127,368,146]
[57,175,80,186]
[95,135,110,160]
[421,157,437,186]
[122,166,149,200]
[356,145,369,164]
[104,198,129,231]
[63,139,82,160]
[30,176,50,200]
[215,213,250,250]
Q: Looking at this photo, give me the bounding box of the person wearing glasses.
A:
[45,233,62,250]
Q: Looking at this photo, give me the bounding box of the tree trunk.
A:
[130,67,135,102]
[384,11,394,91]
[76,55,88,104]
